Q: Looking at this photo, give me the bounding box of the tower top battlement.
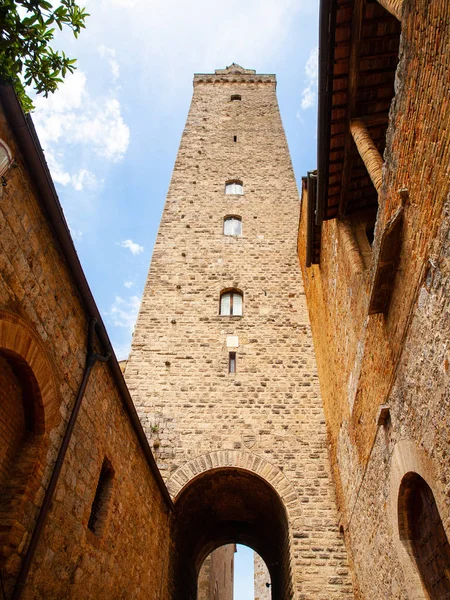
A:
[194,63,276,85]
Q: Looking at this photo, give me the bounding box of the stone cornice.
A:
[194,63,275,85]
[193,73,276,86]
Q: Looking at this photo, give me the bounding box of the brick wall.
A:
[254,552,270,600]
[0,354,26,486]
[298,0,450,597]
[0,99,173,599]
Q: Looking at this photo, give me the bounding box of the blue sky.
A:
[32,0,319,362]
[32,1,319,594]
[235,545,256,598]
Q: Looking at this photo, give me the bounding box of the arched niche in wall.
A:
[389,439,450,600]
[0,310,58,594]
[398,472,450,598]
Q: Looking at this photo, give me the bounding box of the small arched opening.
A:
[398,472,450,598]
[171,467,292,600]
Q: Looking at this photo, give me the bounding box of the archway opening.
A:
[171,468,291,600]
[398,472,450,598]
[197,544,272,600]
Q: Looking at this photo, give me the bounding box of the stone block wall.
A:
[297,1,450,597]
[198,545,234,600]
[125,66,353,599]
[254,552,270,600]
[0,96,173,599]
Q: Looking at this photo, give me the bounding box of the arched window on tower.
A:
[223,216,242,236]
[225,180,243,195]
[398,472,450,598]
[220,290,243,316]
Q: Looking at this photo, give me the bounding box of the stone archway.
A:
[168,451,297,600]
[167,449,299,512]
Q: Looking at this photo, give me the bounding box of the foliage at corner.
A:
[0,0,89,113]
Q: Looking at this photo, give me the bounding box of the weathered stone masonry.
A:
[0,88,173,600]
[125,65,353,599]
[298,0,450,598]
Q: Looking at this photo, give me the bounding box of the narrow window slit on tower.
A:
[88,458,114,536]
[233,135,237,143]
[229,352,236,373]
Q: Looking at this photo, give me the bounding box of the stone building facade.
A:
[298,0,450,598]
[254,553,271,600]
[0,87,173,600]
[124,64,352,599]
[198,545,235,600]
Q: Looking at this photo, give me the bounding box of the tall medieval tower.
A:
[125,65,353,599]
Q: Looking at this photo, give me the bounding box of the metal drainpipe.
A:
[11,318,110,600]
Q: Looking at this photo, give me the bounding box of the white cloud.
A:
[94,0,309,97]
[34,70,130,172]
[70,228,83,241]
[43,148,99,191]
[300,46,318,110]
[71,169,99,191]
[119,239,144,255]
[98,45,120,82]
[124,281,134,288]
[109,295,141,331]
[45,149,72,186]
[74,98,129,162]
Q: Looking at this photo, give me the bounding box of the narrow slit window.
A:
[220,290,243,316]
[225,181,243,195]
[224,216,242,236]
[233,135,237,142]
[229,352,236,373]
[231,94,241,101]
[88,458,114,536]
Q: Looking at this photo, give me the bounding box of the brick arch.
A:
[0,309,58,431]
[167,449,299,514]
[0,310,59,592]
[388,439,450,600]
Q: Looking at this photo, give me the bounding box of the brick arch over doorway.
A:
[170,465,293,600]
[0,310,58,430]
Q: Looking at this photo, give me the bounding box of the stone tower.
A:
[125,64,353,599]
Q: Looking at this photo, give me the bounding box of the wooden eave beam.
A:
[376,0,403,21]
[337,0,365,216]
[350,119,384,192]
